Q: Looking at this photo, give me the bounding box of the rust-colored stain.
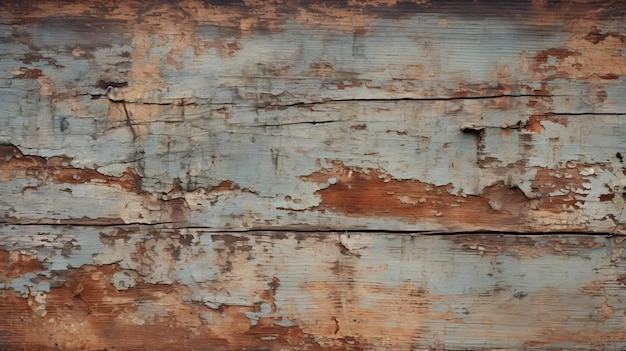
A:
[12,67,43,79]
[533,48,582,80]
[530,166,594,212]
[3,0,626,349]
[524,114,571,134]
[0,250,45,281]
[0,230,624,350]
[584,27,626,45]
[307,163,528,230]
[0,263,370,351]
[0,144,143,194]
[533,28,626,82]
[0,145,264,224]
[1,0,617,38]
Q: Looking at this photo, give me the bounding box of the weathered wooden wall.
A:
[3,227,626,350]
[2,1,626,349]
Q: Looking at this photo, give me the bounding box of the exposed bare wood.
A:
[1,227,626,350]
[2,0,626,349]
[1,0,625,232]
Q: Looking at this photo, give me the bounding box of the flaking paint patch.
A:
[0,227,107,299]
[308,163,529,231]
[2,117,623,230]
[533,27,626,83]
[2,2,626,349]
[2,227,626,349]
[0,251,45,282]
[0,144,143,193]
[4,2,626,232]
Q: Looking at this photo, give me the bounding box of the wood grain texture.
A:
[2,0,626,349]
[1,227,626,350]
[1,0,626,232]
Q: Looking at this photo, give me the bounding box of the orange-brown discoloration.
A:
[530,166,593,212]
[525,115,568,134]
[0,145,266,225]
[2,1,617,36]
[0,251,45,282]
[0,144,143,194]
[12,67,43,79]
[584,26,626,45]
[3,1,626,349]
[0,263,361,351]
[307,163,528,230]
[2,229,626,350]
[525,115,547,133]
[534,26,626,83]
[301,280,434,347]
[533,48,582,80]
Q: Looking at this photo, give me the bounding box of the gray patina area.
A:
[1,1,626,350]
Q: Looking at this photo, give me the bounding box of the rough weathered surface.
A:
[1,0,626,232]
[2,0,626,349]
[2,226,626,350]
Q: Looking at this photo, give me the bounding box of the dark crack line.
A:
[0,222,622,237]
[86,93,554,108]
[0,221,181,227]
[88,92,200,107]
[122,100,137,140]
[245,120,341,127]
[546,112,626,116]
[263,94,555,108]
[104,87,137,140]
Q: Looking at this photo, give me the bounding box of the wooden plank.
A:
[1,226,625,350]
[1,1,626,232]
[2,1,626,350]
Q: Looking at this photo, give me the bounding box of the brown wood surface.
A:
[2,0,626,349]
[2,226,626,350]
